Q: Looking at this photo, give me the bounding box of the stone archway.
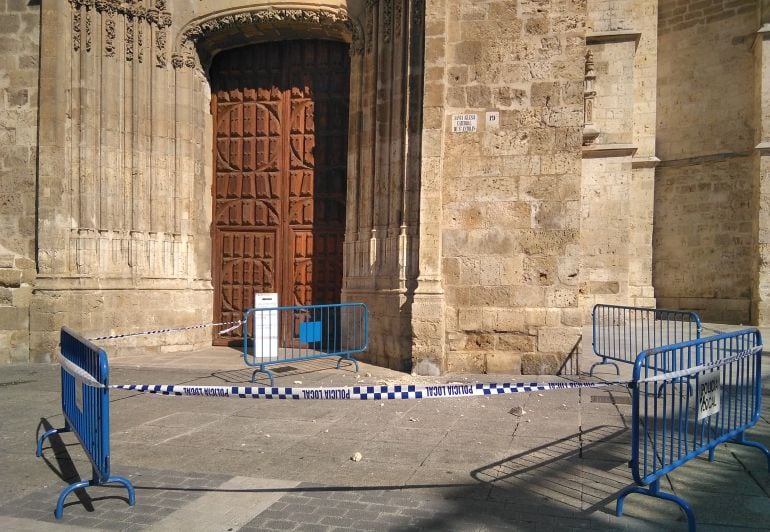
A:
[171,5,363,344]
[173,6,363,72]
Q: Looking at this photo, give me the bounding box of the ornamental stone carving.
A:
[73,10,81,51]
[105,11,117,57]
[394,0,403,36]
[583,50,600,146]
[125,18,134,61]
[383,0,393,43]
[365,3,375,54]
[68,0,172,66]
[177,6,364,69]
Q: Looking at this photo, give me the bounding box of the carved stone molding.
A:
[394,0,403,37]
[73,10,81,51]
[105,11,117,57]
[125,17,134,60]
[364,0,378,54]
[383,0,393,43]
[583,50,600,146]
[177,6,364,69]
[68,0,172,67]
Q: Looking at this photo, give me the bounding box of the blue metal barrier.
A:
[243,302,368,385]
[591,304,702,375]
[616,328,769,531]
[36,327,135,519]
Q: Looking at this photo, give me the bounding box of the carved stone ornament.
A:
[365,3,375,55]
[85,9,92,52]
[583,50,600,146]
[68,0,172,64]
[156,28,168,68]
[73,10,81,51]
[138,22,144,63]
[125,18,134,61]
[178,7,364,67]
[394,0,403,36]
[105,11,117,57]
[171,53,184,69]
[383,0,393,43]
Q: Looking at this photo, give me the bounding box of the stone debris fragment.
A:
[509,406,526,416]
[351,452,363,462]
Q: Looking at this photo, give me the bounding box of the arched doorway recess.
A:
[209,40,351,343]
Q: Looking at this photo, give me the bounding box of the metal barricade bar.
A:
[591,304,702,375]
[36,327,135,519]
[242,303,368,385]
[616,328,769,531]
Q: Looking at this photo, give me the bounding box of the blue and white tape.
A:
[636,345,762,384]
[110,380,627,400]
[88,319,244,341]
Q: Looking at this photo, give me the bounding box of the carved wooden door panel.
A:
[211,41,349,344]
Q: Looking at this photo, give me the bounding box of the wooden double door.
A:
[211,40,349,343]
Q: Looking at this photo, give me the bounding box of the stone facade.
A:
[434,0,585,374]
[3,0,770,374]
[1,0,40,362]
[655,0,757,323]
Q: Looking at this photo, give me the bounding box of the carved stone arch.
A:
[172,6,364,71]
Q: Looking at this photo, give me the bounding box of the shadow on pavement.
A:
[36,417,132,515]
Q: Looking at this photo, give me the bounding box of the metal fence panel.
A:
[591,304,702,375]
[242,302,368,385]
[616,328,769,531]
[36,327,135,519]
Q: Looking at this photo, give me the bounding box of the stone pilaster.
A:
[753,20,770,324]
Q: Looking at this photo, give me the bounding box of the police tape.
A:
[88,319,244,341]
[110,380,629,400]
[636,345,762,384]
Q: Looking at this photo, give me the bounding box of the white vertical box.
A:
[254,293,279,360]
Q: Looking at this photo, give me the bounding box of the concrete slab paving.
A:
[0,328,768,530]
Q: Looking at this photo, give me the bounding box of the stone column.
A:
[37,0,71,275]
[753,5,770,324]
[410,0,445,375]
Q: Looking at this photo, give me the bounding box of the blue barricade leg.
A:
[616,480,695,532]
[54,479,91,520]
[730,432,770,472]
[36,423,71,458]
[54,475,136,520]
[109,475,137,506]
[589,358,620,376]
[251,366,275,386]
[336,355,359,373]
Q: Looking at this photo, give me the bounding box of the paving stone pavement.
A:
[0,325,768,531]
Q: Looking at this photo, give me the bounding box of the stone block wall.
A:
[29,286,213,363]
[0,0,41,363]
[0,251,35,364]
[0,0,38,260]
[580,0,657,318]
[655,3,756,323]
[436,0,586,374]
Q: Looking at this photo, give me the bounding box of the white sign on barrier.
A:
[697,371,721,420]
[254,293,278,361]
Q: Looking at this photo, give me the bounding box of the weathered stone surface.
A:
[486,351,522,374]
[521,353,562,375]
